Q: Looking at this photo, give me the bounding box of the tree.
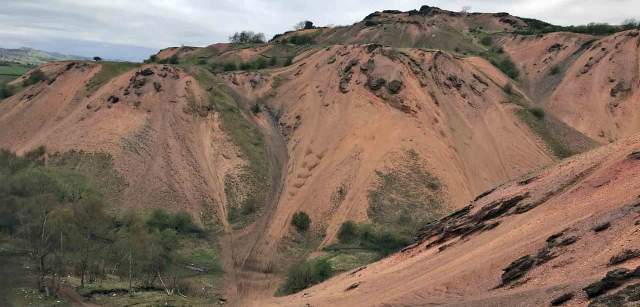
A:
[291,211,311,232]
[93,56,102,61]
[229,31,266,44]
[294,20,315,30]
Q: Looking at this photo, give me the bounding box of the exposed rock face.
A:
[339,59,359,93]
[107,95,119,104]
[387,80,403,94]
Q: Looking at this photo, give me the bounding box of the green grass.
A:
[0,63,31,77]
[517,108,573,158]
[0,63,32,100]
[85,61,139,94]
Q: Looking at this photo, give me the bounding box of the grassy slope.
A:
[85,61,139,94]
[186,66,270,229]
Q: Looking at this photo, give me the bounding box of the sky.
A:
[1,0,638,62]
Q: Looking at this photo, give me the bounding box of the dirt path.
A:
[218,88,288,305]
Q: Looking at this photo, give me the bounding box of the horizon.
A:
[1,0,639,62]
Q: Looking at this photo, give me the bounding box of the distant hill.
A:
[0,47,88,65]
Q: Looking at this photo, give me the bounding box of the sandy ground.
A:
[269,133,640,307]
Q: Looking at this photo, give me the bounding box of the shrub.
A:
[168,55,179,64]
[549,65,560,75]
[269,57,278,67]
[529,107,545,119]
[223,62,238,71]
[504,83,513,95]
[289,35,314,45]
[146,209,201,235]
[255,57,268,69]
[337,221,358,243]
[240,61,255,70]
[284,56,294,66]
[251,103,261,114]
[146,54,158,63]
[492,57,519,79]
[23,69,47,86]
[480,36,493,46]
[291,211,311,232]
[357,224,409,255]
[280,258,333,294]
[0,84,14,99]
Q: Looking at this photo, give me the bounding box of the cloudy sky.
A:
[1,0,638,61]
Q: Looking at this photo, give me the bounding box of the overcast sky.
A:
[1,0,638,61]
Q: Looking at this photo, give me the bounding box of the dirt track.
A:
[218,87,289,305]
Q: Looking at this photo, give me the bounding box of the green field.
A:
[0,62,32,86]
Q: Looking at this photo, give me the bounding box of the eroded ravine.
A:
[221,87,288,305]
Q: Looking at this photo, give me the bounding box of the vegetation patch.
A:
[367,150,446,236]
[291,211,311,232]
[516,108,573,158]
[0,148,223,305]
[0,62,32,99]
[277,257,333,295]
[85,61,139,94]
[517,18,637,36]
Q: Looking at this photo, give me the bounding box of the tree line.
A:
[0,148,204,298]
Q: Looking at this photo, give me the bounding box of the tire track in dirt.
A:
[214,87,288,305]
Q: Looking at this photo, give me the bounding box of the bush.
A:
[493,57,519,79]
[291,211,311,232]
[269,57,278,66]
[549,65,560,75]
[284,56,294,66]
[480,36,493,46]
[337,221,358,243]
[223,62,238,71]
[146,54,158,63]
[529,107,545,119]
[23,69,47,86]
[240,61,255,70]
[504,83,513,95]
[357,224,409,255]
[146,209,201,235]
[0,84,14,99]
[280,258,333,294]
[255,57,268,69]
[168,55,179,64]
[251,103,261,114]
[288,35,314,45]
